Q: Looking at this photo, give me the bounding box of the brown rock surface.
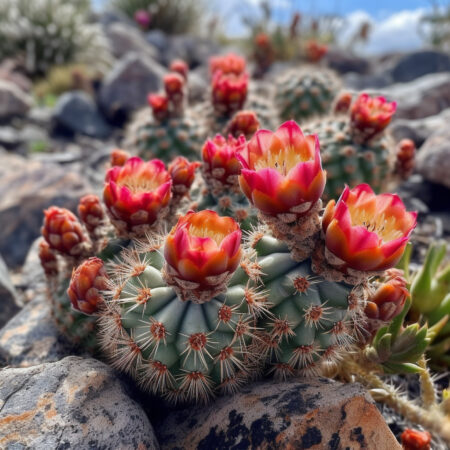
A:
[156,377,401,449]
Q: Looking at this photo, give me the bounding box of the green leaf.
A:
[383,362,423,374]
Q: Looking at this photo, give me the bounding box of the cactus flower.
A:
[305,41,328,63]
[67,257,109,315]
[103,157,172,235]
[148,94,169,121]
[225,110,260,139]
[401,429,431,450]
[78,194,106,233]
[237,120,326,217]
[110,149,131,167]
[211,70,248,116]
[396,139,415,180]
[38,240,58,277]
[202,134,245,191]
[134,9,151,29]
[42,206,87,256]
[334,92,353,114]
[164,72,184,100]
[209,53,246,76]
[322,184,417,272]
[170,59,189,80]
[168,156,200,194]
[164,210,242,300]
[350,93,396,142]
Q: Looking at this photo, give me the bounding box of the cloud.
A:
[339,9,427,54]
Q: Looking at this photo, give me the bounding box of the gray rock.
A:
[390,50,450,83]
[146,30,170,53]
[0,125,21,149]
[0,153,91,267]
[106,22,159,61]
[156,378,400,449]
[417,127,450,189]
[0,254,20,330]
[99,52,165,122]
[0,293,75,367]
[377,73,450,119]
[344,72,394,89]
[53,91,113,139]
[98,8,136,28]
[0,79,32,121]
[325,48,370,74]
[390,108,450,147]
[187,70,207,103]
[165,35,219,67]
[0,356,159,449]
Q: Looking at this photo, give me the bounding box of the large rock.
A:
[0,79,32,121]
[390,108,450,147]
[99,52,165,123]
[156,378,400,449]
[106,22,159,61]
[417,127,450,189]
[389,50,450,83]
[53,91,112,138]
[0,356,159,449]
[0,153,91,267]
[378,73,450,119]
[325,48,369,74]
[0,254,20,330]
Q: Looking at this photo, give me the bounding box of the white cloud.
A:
[338,9,427,54]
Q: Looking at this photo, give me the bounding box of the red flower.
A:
[322,184,417,272]
[350,93,396,142]
[42,207,87,256]
[255,33,270,47]
[164,72,184,99]
[148,94,169,121]
[209,53,246,76]
[237,120,326,216]
[168,156,200,194]
[164,210,242,288]
[134,9,151,29]
[103,157,172,234]
[67,257,108,315]
[401,429,431,450]
[170,59,189,80]
[305,41,328,62]
[212,70,249,116]
[225,110,260,139]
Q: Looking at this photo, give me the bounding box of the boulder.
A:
[0,254,20,329]
[389,50,450,83]
[53,91,113,139]
[0,356,159,449]
[0,153,91,267]
[417,127,450,189]
[156,378,400,449]
[105,22,159,61]
[99,52,166,124]
[0,79,32,121]
[325,48,370,74]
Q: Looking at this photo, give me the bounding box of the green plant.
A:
[0,0,111,77]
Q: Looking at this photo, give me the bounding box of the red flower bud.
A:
[168,156,200,195]
[110,149,131,167]
[148,94,169,121]
[401,429,431,450]
[38,240,58,277]
[78,195,106,234]
[170,59,189,80]
[225,110,260,140]
[212,70,248,117]
[209,53,246,76]
[396,139,415,180]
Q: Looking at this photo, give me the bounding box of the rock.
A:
[417,127,450,189]
[146,30,170,54]
[106,22,159,61]
[187,70,207,103]
[390,108,450,147]
[389,50,450,83]
[0,59,32,92]
[0,79,32,121]
[344,72,394,90]
[0,254,20,330]
[99,52,165,124]
[0,126,21,149]
[0,294,76,367]
[0,356,159,449]
[156,378,400,449]
[166,35,219,67]
[98,8,136,28]
[325,48,370,74]
[53,91,113,139]
[377,73,450,119]
[0,153,91,267]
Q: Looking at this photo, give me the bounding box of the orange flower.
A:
[305,41,328,62]
[148,93,169,121]
[103,157,172,234]
[350,93,396,142]
[225,110,260,139]
[67,257,108,315]
[322,184,417,272]
[110,149,130,167]
[169,59,189,80]
[42,206,87,256]
[237,120,326,216]
[209,53,246,76]
[211,70,248,116]
[168,156,200,194]
[164,210,242,287]
[202,134,245,191]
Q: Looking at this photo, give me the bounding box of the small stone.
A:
[0,79,32,121]
[155,378,400,449]
[0,356,159,449]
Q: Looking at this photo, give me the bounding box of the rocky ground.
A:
[0,9,449,449]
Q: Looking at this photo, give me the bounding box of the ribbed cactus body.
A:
[275,69,340,122]
[99,247,261,403]
[303,117,395,200]
[127,110,203,162]
[253,236,362,377]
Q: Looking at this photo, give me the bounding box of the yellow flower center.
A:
[254,146,309,175]
[188,224,227,246]
[120,174,162,194]
[349,207,404,243]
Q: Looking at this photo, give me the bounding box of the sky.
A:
[94,0,447,54]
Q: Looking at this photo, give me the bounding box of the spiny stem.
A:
[418,356,437,410]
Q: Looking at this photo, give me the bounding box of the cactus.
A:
[303,93,399,200]
[275,68,341,122]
